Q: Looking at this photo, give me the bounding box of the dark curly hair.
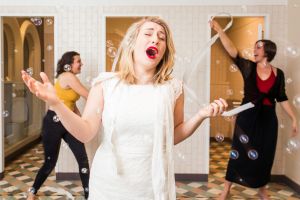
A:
[56,51,80,78]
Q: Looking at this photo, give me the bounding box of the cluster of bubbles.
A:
[30,17,43,26]
[224,116,234,122]
[281,40,300,163]
[215,133,225,143]
[45,18,53,26]
[284,45,300,58]
[30,17,53,27]
[228,130,260,160]
[26,67,33,76]
[106,40,117,58]
[241,48,254,60]
[230,148,259,160]
[2,110,9,118]
[229,64,238,73]
[286,138,300,154]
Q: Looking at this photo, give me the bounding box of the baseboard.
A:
[0,171,214,184]
[175,173,208,181]
[56,172,80,181]
[56,172,208,182]
[271,175,300,194]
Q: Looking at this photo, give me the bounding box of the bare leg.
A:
[258,186,270,200]
[219,180,232,200]
[26,191,36,200]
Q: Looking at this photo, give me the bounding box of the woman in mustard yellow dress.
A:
[27,51,90,200]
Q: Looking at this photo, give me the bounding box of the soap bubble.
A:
[31,17,43,26]
[293,95,300,108]
[2,110,9,118]
[107,47,117,58]
[239,134,249,144]
[53,115,60,122]
[63,64,71,72]
[215,133,225,143]
[247,149,259,160]
[229,64,238,72]
[284,45,300,58]
[230,150,239,160]
[26,67,33,76]
[286,138,300,154]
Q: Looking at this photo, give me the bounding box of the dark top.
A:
[234,55,288,106]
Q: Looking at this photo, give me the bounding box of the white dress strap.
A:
[91,72,117,87]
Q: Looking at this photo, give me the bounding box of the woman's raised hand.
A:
[198,98,228,118]
[21,70,60,106]
[209,19,222,33]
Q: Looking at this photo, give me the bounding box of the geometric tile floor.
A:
[0,141,300,199]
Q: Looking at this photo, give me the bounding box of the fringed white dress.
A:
[88,72,182,200]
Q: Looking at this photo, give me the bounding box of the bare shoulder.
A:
[271,66,278,76]
[58,72,79,87]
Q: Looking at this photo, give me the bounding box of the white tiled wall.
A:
[0,3,290,177]
[285,0,300,185]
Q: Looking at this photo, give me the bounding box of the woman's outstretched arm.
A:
[174,92,227,144]
[210,19,238,58]
[22,70,102,143]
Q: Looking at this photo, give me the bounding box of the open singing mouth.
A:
[146,46,158,59]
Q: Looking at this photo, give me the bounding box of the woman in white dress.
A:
[22,17,227,200]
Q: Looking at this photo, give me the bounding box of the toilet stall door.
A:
[0,17,4,179]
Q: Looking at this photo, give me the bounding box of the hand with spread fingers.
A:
[21,70,60,106]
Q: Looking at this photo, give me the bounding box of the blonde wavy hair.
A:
[116,17,175,84]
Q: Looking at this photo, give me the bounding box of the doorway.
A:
[105,16,143,71]
[209,16,266,178]
[1,16,54,160]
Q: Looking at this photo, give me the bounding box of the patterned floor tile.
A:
[0,141,299,199]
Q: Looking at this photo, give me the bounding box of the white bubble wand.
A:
[182,12,233,84]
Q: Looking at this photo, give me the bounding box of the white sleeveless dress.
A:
[88,72,182,200]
